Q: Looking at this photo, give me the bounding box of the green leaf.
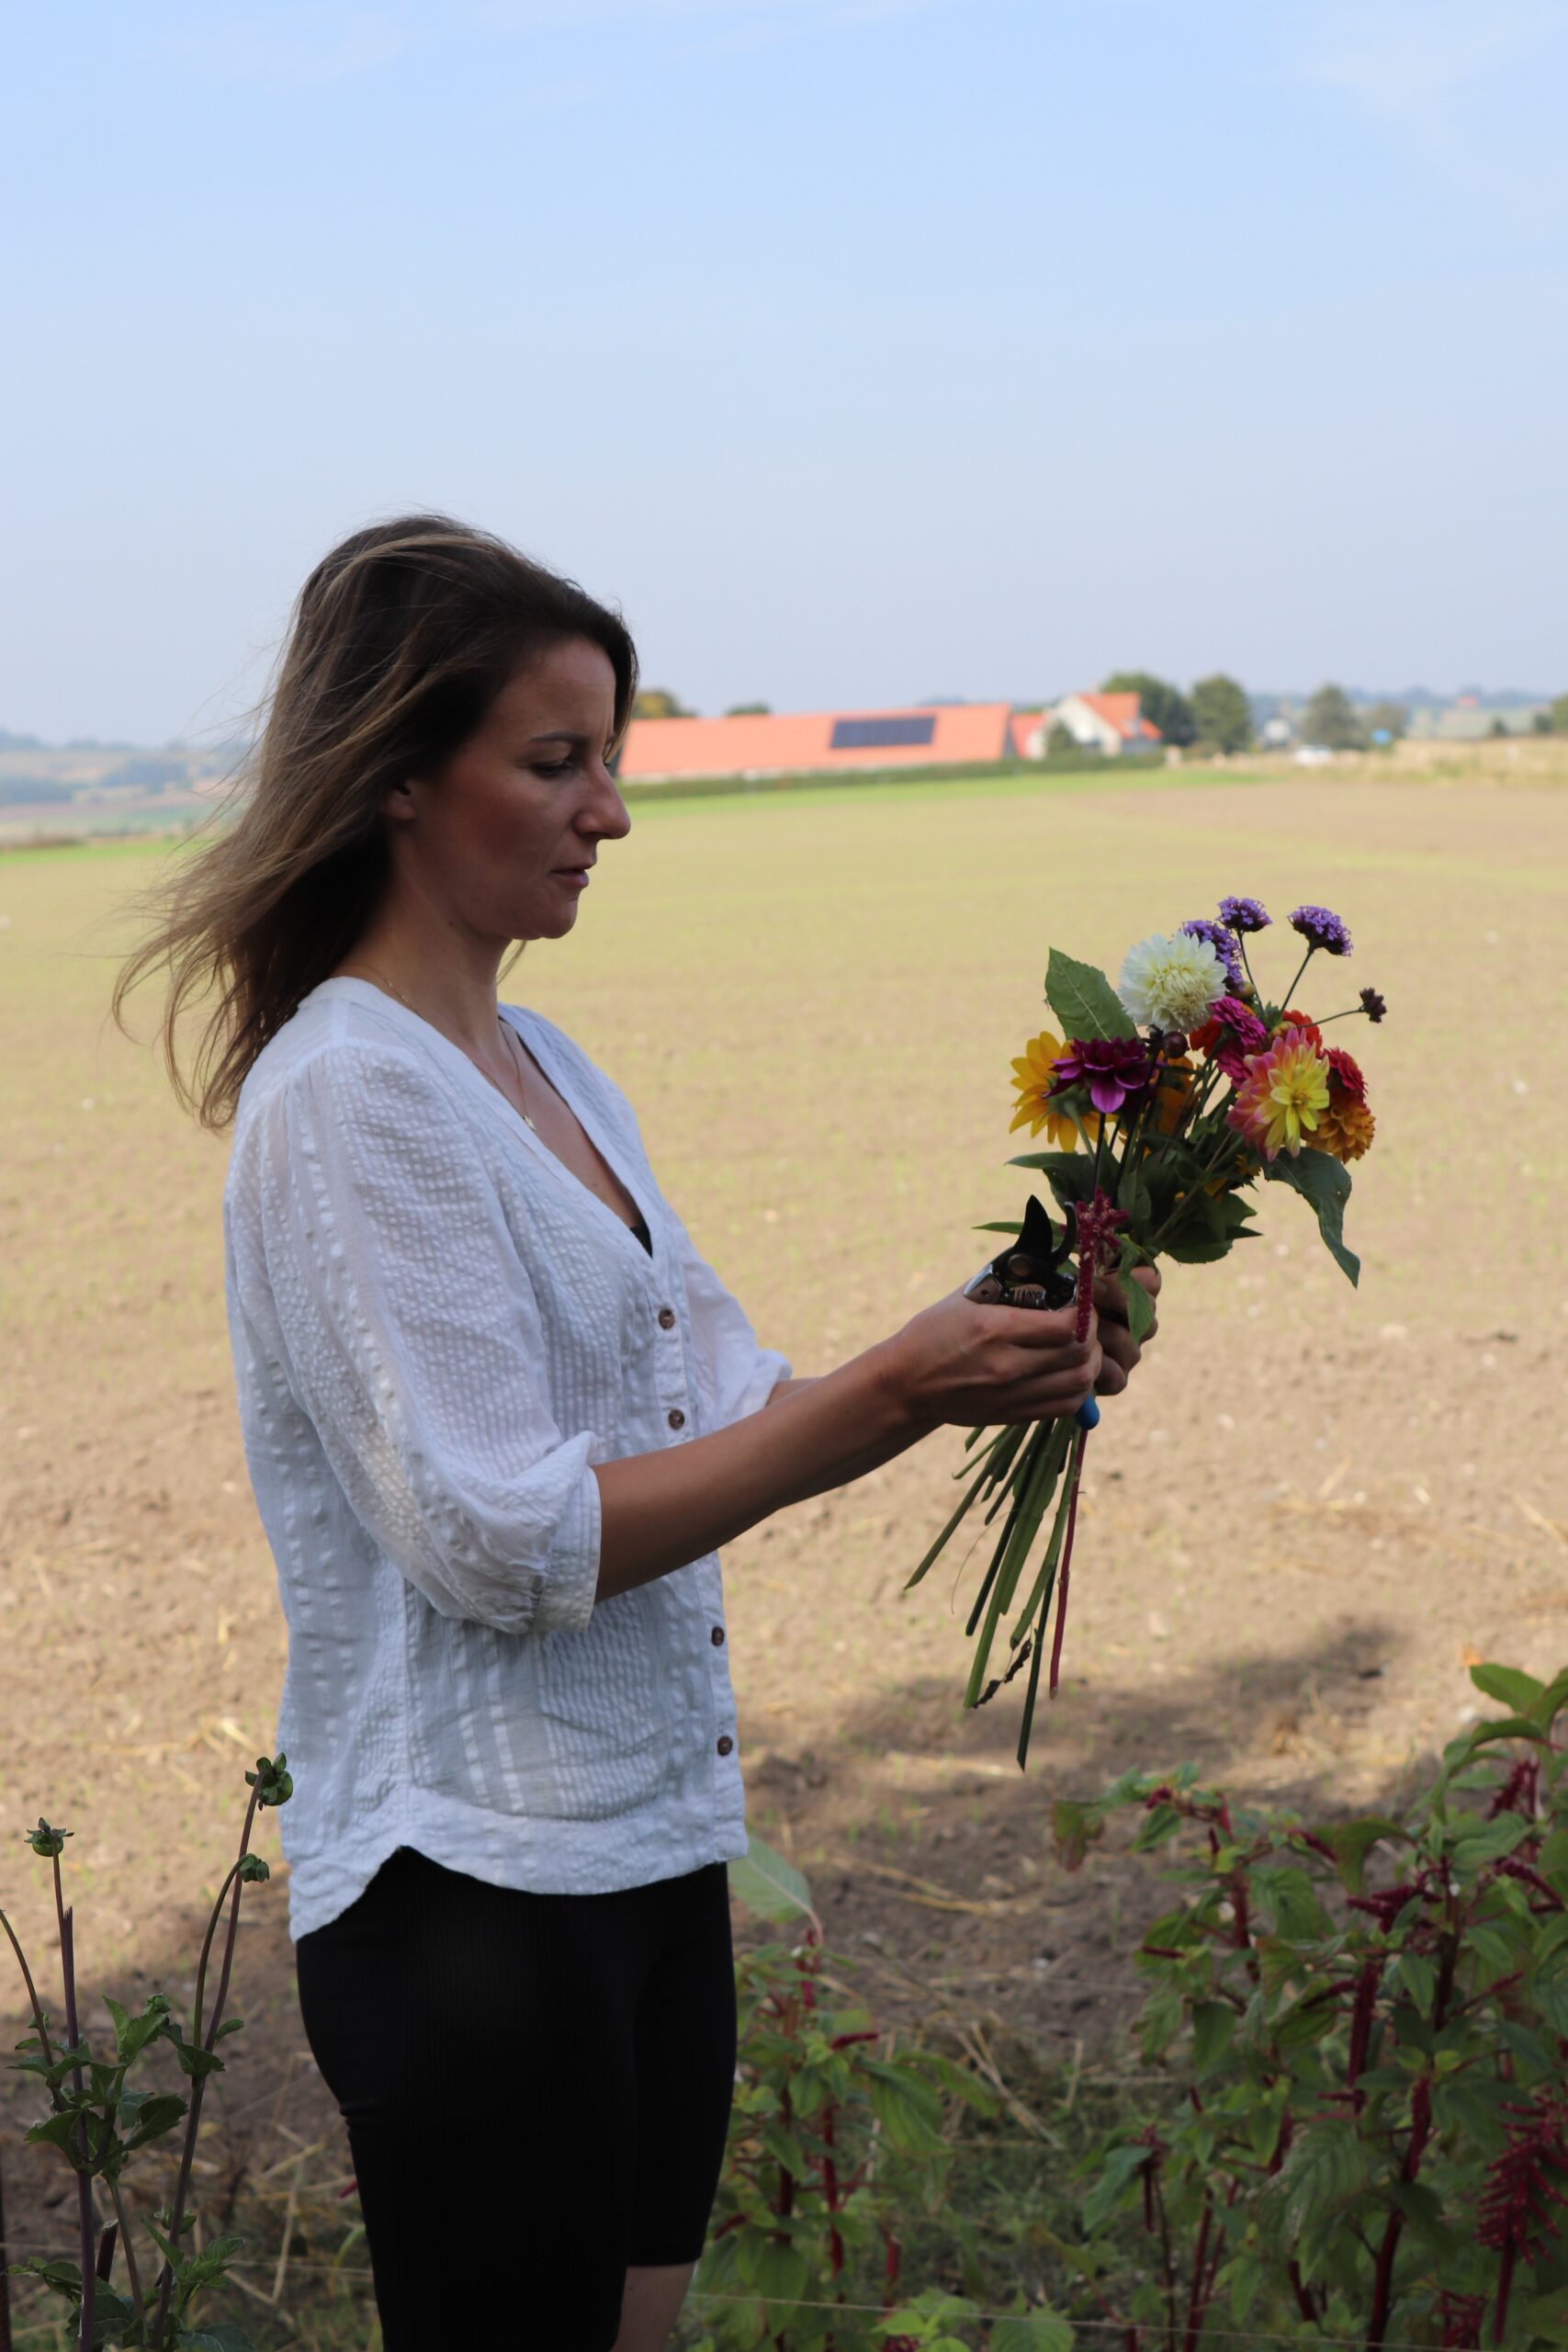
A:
[1264,1148,1359,1284]
[1251,1863,1330,1941]
[728,1835,815,1927]
[740,2235,809,2306]
[1052,1800,1100,1871]
[1274,2120,1367,2237]
[1469,1662,1546,1715]
[1523,2287,1568,2343]
[102,1991,170,2065]
[1158,1228,1235,1265]
[1113,1239,1156,1343]
[121,2090,187,2150]
[1190,2001,1235,2079]
[1395,1949,1436,2014]
[864,2062,946,2154]
[990,2314,1075,2352]
[1081,2141,1149,2234]
[178,2329,259,2352]
[1322,1815,1409,1894]
[1044,948,1137,1044]
[26,2110,85,2159]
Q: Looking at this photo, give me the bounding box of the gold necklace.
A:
[347,965,537,1132]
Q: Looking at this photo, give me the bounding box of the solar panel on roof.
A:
[829,714,937,751]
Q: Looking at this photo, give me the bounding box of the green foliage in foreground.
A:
[709,1666,1568,2348]
[1049,1661,1568,2348]
[2,1759,293,2352]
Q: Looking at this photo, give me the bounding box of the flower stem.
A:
[152,1785,262,2346]
[0,1907,56,2070]
[1280,944,1315,1010]
[52,1892,95,2352]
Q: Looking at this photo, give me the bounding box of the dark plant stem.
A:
[1182,2195,1213,2351]
[1151,2171,1178,2352]
[152,1784,262,2346]
[106,2177,146,2335]
[52,1874,95,2352]
[1366,2074,1432,2349]
[95,2222,118,2279]
[0,1910,56,2069]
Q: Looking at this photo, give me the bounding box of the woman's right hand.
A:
[879,1290,1101,1431]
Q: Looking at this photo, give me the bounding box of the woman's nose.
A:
[583,763,632,840]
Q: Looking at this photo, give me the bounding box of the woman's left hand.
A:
[1092,1261,1161,1396]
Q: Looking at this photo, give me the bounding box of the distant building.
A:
[616,702,1015,782]
[1045,692,1162,757]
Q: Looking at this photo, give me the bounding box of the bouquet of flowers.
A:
[911,896,1386,1767]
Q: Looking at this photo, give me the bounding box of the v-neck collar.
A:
[316,978,654,1267]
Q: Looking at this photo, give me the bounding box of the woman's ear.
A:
[380,777,418,825]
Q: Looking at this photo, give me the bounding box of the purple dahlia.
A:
[1049,1035,1151,1117]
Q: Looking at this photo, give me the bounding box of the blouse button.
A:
[667,1407,686,1430]
[716,1735,734,1757]
[657,1306,676,1330]
[711,1625,726,1647]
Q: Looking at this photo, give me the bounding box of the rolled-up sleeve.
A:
[241,1044,601,1637]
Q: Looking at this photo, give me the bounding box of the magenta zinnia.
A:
[1190,995,1268,1086]
[1049,1035,1151,1117]
[1226,1031,1331,1159]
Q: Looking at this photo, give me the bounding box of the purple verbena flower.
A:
[1049,1035,1151,1117]
[1359,986,1386,1023]
[1218,895,1270,934]
[1179,918,1246,993]
[1290,903,1353,956]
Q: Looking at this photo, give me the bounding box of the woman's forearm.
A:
[592,1345,926,1599]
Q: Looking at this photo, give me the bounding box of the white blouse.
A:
[223,978,790,1939]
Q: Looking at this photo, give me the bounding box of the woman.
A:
[119,515,1156,2351]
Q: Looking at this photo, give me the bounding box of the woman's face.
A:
[389,636,630,944]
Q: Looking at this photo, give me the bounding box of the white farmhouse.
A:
[1047,691,1162,756]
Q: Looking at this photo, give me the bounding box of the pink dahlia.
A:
[1326,1046,1367,1103]
[1049,1035,1151,1117]
[1226,1031,1331,1159]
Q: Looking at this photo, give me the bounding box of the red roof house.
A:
[616,702,1015,782]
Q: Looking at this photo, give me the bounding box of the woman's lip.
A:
[553,867,590,888]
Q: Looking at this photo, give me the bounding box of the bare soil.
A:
[2,770,1565,2328]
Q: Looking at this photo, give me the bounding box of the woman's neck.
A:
[337,910,513,1064]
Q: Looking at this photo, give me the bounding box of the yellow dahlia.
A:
[1010,1029,1098,1149]
[1226,1033,1331,1160]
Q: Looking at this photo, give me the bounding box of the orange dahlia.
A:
[1316,1097,1376,1161]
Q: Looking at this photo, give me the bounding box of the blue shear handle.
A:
[1076,1396,1101,1431]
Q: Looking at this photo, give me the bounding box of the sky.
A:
[2,0,1564,743]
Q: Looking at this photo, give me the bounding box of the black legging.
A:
[296,1848,737,2349]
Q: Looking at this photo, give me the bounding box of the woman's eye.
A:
[532,757,576,779]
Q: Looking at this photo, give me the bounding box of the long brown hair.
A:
[114,514,638,1129]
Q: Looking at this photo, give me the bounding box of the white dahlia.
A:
[1117,930,1227,1033]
